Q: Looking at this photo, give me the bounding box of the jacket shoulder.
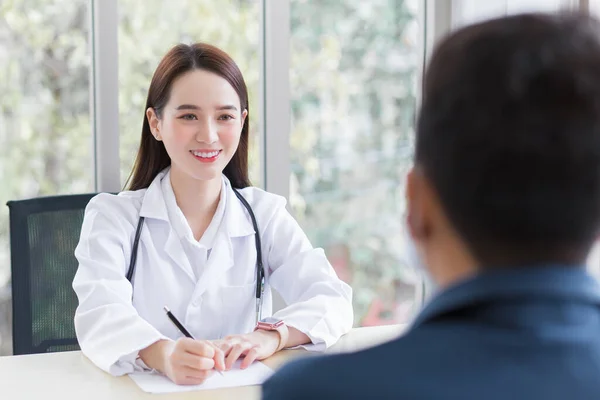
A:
[262,356,319,400]
[264,337,426,399]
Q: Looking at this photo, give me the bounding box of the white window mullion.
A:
[90,0,120,193]
[262,0,290,200]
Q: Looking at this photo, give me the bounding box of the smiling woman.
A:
[117,0,262,188]
[72,42,353,386]
[148,70,248,184]
[126,44,251,192]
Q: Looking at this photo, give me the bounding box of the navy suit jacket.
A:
[263,266,600,400]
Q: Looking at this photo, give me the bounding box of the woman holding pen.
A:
[72,42,353,385]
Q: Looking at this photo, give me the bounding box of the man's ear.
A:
[406,166,433,242]
[146,107,162,141]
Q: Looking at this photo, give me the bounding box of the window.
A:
[0,0,430,357]
[289,0,422,326]
[117,0,262,188]
[452,0,575,28]
[0,0,93,355]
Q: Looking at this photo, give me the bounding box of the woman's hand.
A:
[140,338,225,385]
[213,330,281,370]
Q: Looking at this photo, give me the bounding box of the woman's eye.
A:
[218,114,234,121]
[179,114,197,120]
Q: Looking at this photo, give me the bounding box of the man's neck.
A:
[427,237,479,290]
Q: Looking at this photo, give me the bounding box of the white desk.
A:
[0,325,406,400]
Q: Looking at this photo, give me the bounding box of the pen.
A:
[163,306,224,376]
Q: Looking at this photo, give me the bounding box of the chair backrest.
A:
[7,193,96,355]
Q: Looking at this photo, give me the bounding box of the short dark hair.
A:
[416,12,600,266]
[125,43,251,191]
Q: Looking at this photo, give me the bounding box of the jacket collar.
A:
[412,265,600,328]
[138,167,256,238]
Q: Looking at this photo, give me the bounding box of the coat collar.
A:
[412,265,600,328]
[138,167,256,239]
[138,168,170,221]
[224,184,257,238]
[136,167,257,286]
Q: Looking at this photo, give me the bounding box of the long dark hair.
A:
[125,43,251,190]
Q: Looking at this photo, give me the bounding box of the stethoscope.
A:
[125,187,265,324]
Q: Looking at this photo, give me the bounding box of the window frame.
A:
[90,0,429,315]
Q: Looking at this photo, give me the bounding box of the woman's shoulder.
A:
[235,186,287,212]
[85,188,147,222]
[234,186,290,229]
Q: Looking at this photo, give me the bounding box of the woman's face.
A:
[147,69,247,182]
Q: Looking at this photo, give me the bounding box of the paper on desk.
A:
[128,360,274,394]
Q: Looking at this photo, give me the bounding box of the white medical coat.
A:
[72,168,353,375]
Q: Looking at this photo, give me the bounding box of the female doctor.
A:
[72,42,353,385]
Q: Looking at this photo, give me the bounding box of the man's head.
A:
[407,13,600,287]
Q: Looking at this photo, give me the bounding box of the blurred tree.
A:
[0,0,261,356]
[289,0,420,324]
[0,0,420,356]
[0,0,92,356]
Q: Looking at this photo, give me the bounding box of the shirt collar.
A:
[412,265,600,328]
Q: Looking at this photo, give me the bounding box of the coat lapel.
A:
[138,168,196,283]
[164,228,196,283]
[192,228,235,298]
[191,178,256,297]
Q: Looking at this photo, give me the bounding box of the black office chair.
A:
[7,193,97,355]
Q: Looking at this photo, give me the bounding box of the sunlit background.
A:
[0,0,598,356]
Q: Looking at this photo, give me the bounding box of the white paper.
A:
[128,360,274,394]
